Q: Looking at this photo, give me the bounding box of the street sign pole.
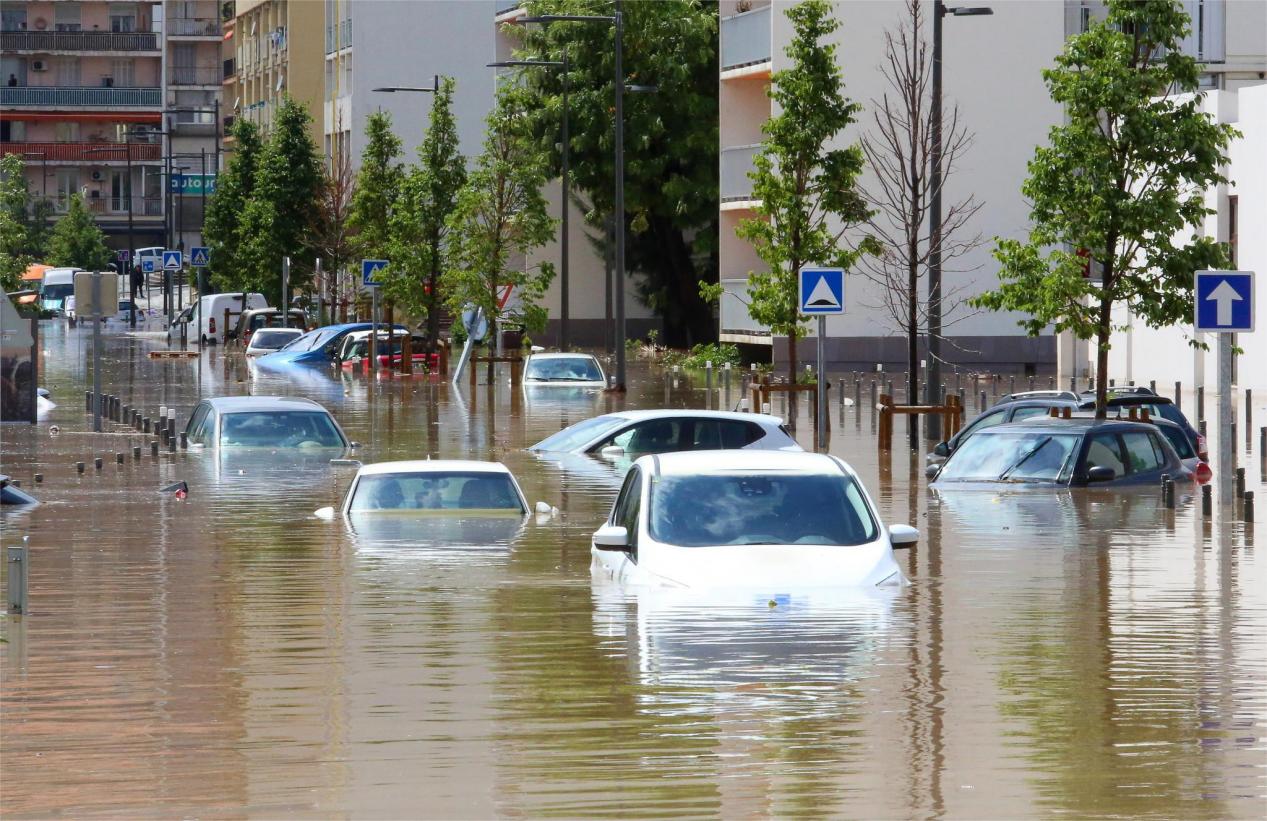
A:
[370,286,379,380]
[91,271,102,433]
[1194,269,1255,505]
[817,315,827,453]
[798,266,845,450]
[281,256,290,329]
[1217,333,1234,506]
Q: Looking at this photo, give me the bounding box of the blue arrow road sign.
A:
[142,258,156,273]
[190,246,210,267]
[362,259,389,287]
[1195,270,1254,333]
[798,267,845,315]
[162,250,182,271]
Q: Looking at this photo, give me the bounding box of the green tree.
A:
[0,154,32,290]
[971,0,1236,417]
[443,90,556,380]
[717,0,875,383]
[512,0,719,347]
[349,111,402,261]
[205,118,263,292]
[387,78,466,347]
[237,97,324,304]
[46,193,111,271]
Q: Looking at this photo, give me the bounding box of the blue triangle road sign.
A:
[190,246,210,267]
[798,267,845,315]
[362,259,389,287]
[162,250,183,271]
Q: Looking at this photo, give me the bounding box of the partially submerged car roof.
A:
[607,409,786,426]
[983,417,1162,433]
[642,449,852,477]
[355,460,515,476]
[202,396,330,414]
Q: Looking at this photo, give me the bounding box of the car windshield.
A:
[41,284,74,299]
[250,330,301,349]
[219,411,346,448]
[525,356,603,382]
[531,415,629,452]
[344,336,424,359]
[349,471,524,513]
[648,472,878,547]
[939,431,1082,482]
[280,328,335,352]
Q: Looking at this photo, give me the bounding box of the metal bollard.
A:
[85,390,92,412]
[870,381,877,413]
[980,390,987,410]
[1175,381,1182,413]
[116,452,124,465]
[1069,377,1076,393]
[1161,474,1174,509]
[1261,427,1266,458]
[151,441,159,457]
[33,474,42,483]
[1048,377,1054,390]
[8,540,28,616]
[1149,380,1156,394]
[168,434,176,453]
[1245,491,1254,523]
[1010,376,1015,396]
[179,432,188,450]
[94,457,102,471]
[143,417,151,434]
[1028,376,1035,391]
[1110,378,1116,388]
[1200,419,1207,437]
[705,361,713,395]
[724,363,732,394]
[1246,390,1252,444]
[76,461,85,474]
[1202,484,1212,517]
[1197,386,1204,421]
[1236,467,1245,499]
[854,379,861,409]
[132,446,141,460]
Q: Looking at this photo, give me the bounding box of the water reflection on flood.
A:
[1,322,1264,818]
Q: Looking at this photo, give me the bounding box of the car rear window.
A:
[1154,425,1194,459]
[251,330,301,349]
[350,472,524,513]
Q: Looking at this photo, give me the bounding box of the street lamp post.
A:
[488,49,572,350]
[928,1,992,439]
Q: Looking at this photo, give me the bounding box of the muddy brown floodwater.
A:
[2,322,1264,819]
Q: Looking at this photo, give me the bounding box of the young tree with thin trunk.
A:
[972,0,1235,418]
[859,0,982,447]
[714,0,875,389]
[442,89,556,382]
[387,78,464,348]
[312,121,360,324]
[46,193,111,271]
[205,118,262,293]
[0,154,33,291]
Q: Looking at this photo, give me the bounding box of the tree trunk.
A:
[650,216,715,348]
[908,255,919,449]
[1095,286,1113,420]
[426,229,441,352]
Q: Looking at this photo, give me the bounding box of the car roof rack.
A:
[996,390,1080,404]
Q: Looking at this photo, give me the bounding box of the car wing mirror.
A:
[933,441,950,458]
[924,464,941,480]
[1086,465,1116,483]
[592,524,629,551]
[314,506,336,520]
[598,445,625,459]
[889,524,920,548]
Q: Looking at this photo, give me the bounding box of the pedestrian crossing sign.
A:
[798,267,845,315]
[191,246,210,267]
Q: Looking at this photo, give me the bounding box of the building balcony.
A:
[46,195,164,218]
[2,141,162,164]
[721,143,761,206]
[169,66,222,86]
[0,30,160,54]
[720,5,772,72]
[1,86,162,109]
[167,18,222,38]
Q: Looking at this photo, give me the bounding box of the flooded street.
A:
[2,322,1265,818]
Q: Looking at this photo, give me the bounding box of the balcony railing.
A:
[721,143,761,202]
[719,278,769,336]
[51,196,164,217]
[721,5,772,71]
[170,66,222,86]
[167,18,221,37]
[2,141,162,163]
[1,30,159,52]
[1,86,162,107]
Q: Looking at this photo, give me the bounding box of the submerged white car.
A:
[324,460,530,517]
[522,352,607,388]
[591,451,917,588]
[530,409,800,458]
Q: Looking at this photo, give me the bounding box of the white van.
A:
[169,292,268,344]
[38,268,82,314]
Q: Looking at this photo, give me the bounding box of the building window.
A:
[111,59,136,88]
[110,170,131,212]
[55,3,82,32]
[55,58,81,86]
[55,122,81,142]
[109,4,138,33]
[56,170,79,210]
[1,8,27,31]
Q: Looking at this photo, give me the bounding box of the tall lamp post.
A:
[488,49,571,350]
[928,1,992,438]
[519,5,628,390]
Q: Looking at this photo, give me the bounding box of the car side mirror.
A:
[1086,465,1116,483]
[314,506,336,520]
[598,445,625,459]
[933,441,950,458]
[924,464,940,480]
[889,524,919,548]
[592,524,629,551]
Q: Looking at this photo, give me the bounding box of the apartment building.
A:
[0,1,226,255]
[229,0,322,148]
[717,0,1266,373]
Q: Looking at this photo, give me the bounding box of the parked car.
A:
[245,327,304,356]
[229,307,308,346]
[183,396,350,450]
[927,418,1195,487]
[168,292,268,344]
[1076,389,1205,461]
[1070,412,1210,484]
[530,410,801,458]
[336,330,439,371]
[319,460,529,517]
[0,475,38,506]
[522,352,607,387]
[254,322,409,367]
[590,451,917,588]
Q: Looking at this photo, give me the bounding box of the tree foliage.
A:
[386,80,467,343]
[972,0,1237,416]
[349,111,402,262]
[510,0,719,346]
[46,193,111,271]
[442,89,556,367]
[205,118,263,292]
[0,154,32,291]
[720,0,876,382]
[236,97,324,303]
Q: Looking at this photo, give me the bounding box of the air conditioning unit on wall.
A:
[91,170,105,181]
[31,60,48,72]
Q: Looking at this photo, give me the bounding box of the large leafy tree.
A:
[205,118,263,292]
[236,97,324,304]
[46,193,111,271]
[718,0,875,383]
[0,154,32,291]
[442,89,556,380]
[510,0,718,347]
[972,0,1236,417]
[387,78,466,346]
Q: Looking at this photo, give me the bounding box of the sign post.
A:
[281,256,290,329]
[1194,270,1255,505]
[74,271,117,433]
[799,266,846,452]
[362,260,387,380]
